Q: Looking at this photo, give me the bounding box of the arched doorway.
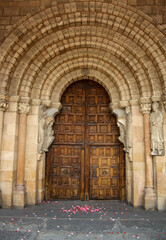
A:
[45,80,125,201]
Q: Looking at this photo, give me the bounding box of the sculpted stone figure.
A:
[126,106,132,161]
[44,121,54,152]
[118,122,126,147]
[150,102,164,156]
[38,108,47,154]
[38,106,59,154]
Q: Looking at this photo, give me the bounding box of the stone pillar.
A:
[140,97,156,210]
[13,100,30,207]
[0,99,8,155]
[0,98,8,207]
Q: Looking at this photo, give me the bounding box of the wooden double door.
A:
[46,80,125,201]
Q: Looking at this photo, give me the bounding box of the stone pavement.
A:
[0,200,166,240]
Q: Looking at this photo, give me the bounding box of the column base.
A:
[37,188,45,203]
[157,196,166,211]
[144,187,156,210]
[13,184,27,208]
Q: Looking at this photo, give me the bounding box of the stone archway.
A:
[0,0,166,210]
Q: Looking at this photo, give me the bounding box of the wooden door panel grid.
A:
[45,80,125,200]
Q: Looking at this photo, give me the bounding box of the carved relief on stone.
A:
[111,107,127,150]
[0,99,8,111]
[140,97,151,114]
[117,122,126,147]
[18,102,30,114]
[38,105,60,154]
[125,106,133,161]
[150,102,164,156]
[112,106,133,161]
[43,120,54,152]
[38,105,47,154]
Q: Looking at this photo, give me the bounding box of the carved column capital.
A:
[139,97,151,114]
[0,99,8,111]
[18,102,31,114]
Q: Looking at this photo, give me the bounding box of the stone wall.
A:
[0,0,166,39]
[0,0,166,210]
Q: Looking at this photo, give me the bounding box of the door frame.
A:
[44,80,126,201]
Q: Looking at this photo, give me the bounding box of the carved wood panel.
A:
[45,80,125,200]
[90,146,120,199]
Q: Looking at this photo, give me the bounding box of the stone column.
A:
[0,98,8,208]
[0,99,8,164]
[13,100,30,208]
[140,97,156,210]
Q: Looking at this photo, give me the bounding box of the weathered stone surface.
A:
[0,0,165,210]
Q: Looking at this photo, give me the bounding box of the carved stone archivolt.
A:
[38,104,61,154]
[0,99,8,111]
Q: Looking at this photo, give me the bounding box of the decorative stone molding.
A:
[151,91,161,102]
[129,99,139,106]
[81,68,90,76]
[119,101,129,108]
[9,96,20,102]
[0,99,8,111]
[38,104,62,154]
[42,100,51,107]
[18,102,31,114]
[109,102,119,109]
[140,97,151,114]
[32,99,42,106]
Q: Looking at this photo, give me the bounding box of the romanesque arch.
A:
[0,0,166,210]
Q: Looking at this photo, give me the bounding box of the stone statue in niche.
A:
[150,102,164,156]
[126,106,132,161]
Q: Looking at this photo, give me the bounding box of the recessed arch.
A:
[0,0,166,210]
[46,79,126,200]
[6,27,163,97]
[51,70,120,105]
[0,0,165,100]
